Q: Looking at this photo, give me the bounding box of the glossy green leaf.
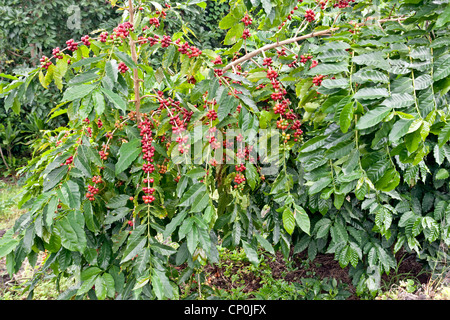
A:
[356,107,392,130]
[115,139,141,175]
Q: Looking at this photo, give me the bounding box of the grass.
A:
[0,180,25,230]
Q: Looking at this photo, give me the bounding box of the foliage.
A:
[0,0,122,173]
[0,0,121,73]
[0,0,449,301]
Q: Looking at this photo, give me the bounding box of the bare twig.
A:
[222,16,408,72]
[223,28,337,72]
[0,146,10,171]
[128,0,142,123]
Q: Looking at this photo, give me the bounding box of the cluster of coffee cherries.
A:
[81,35,91,46]
[142,182,156,204]
[118,62,129,73]
[234,173,246,189]
[305,9,316,22]
[313,74,324,86]
[138,115,158,204]
[40,56,52,69]
[65,39,78,52]
[332,0,355,8]
[241,13,253,26]
[63,155,73,166]
[86,176,103,201]
[212,56,223,65]
[114,21,134,38]
[52,47,63,60]
[173,39,202,58]
[206,109,218,122]
[242,29,251,40]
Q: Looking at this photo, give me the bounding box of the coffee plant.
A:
[0,0,449,300]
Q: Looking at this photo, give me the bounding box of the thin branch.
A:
[223,28,337,72]
[222,16,408,73]
[0,146,10,171]
[128,0,142,123]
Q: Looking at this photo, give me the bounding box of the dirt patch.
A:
[202,250,431,300]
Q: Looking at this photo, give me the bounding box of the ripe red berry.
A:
[118,61,129,73]
[313,75,324,86]
[305,9,315,22]
[242,29,251,40]
[66,39,78,52]
[81,35,91,46]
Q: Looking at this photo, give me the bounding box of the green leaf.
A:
[293,204,310,235]
[43,165,68,192]
[405,130,422,153]
[433,54,450,82]
[70,54,107,69]
[103,273,116,298]
[224,23,244,46]
[114,51,137,69]
[74,145,92,178]
[217,94,236,122]
[219,11,240,29]
[339,99,354,133]
[81,266,102,281]
[0,229,19,258]
[353,52,389,70]
[414,74,433,90]
[95,275,107,300]
[321,78,349,90]
[56,211,86,253]
[115,139,141,175]
[438,122,450,147]
[77,274,98,296]
[163,210,188,239]
[381,93,415,109]
[190,189,209,213]
[44,196,58,229]
[255,233,275,255]
[270,172,293,194]
[356,107,392,130]
[435,4,450,28]
[59,180,81,209]
[245,163,258,190]
[436,168,449,180]
[107,194,132,209]
[83,201,99,233]
[352,69,389,84]
[282,208,296,235]
[121,226,146,263]
[354,88,389,100]
[317,49,349,62]
[389,119,413,142]
[62,84,96,102]
[68,69,100,86]
[101,87,127,113]
[307,61,349,76]
[308,176,333,195]
[179,184,207,207]
[314,218,332,239]
[241,240,260,266]
[103,60,118,90]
